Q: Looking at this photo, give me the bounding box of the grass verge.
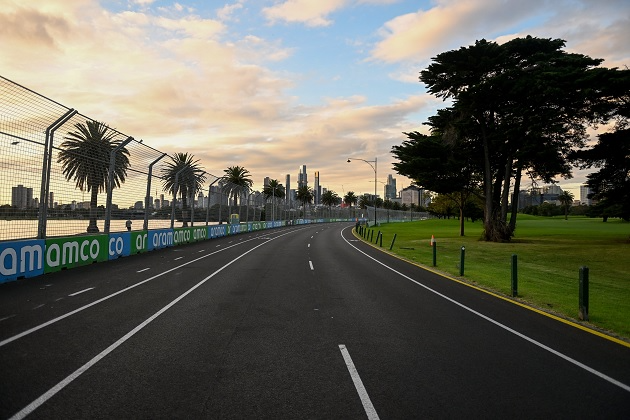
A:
[358,215,630,341]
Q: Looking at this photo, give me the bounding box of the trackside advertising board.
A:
[0,220,353,283]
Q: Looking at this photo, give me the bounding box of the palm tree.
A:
[263,179,285,222]
[344,191,357,208]
[58,120,130,233]
[558,190,575,220]
[161,153,206,227]
[321,190,340,217]
[220,166,253,217]
[296,185,314,216]
[262,179,285,201]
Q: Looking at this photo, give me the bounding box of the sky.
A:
[1,0,629,200]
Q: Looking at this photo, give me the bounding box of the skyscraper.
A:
[298,165,307,188]
[385,174,397,200]
[314,171,320,205]
[285,174,291,204]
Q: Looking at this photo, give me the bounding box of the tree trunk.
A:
[87,187,99,233]
[182,195,188,227]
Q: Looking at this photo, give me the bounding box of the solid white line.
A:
[338,345,380,420]
[341,227,630,393]
[0,236,266,349]
[9,232,293,420]
[136,268,150,273]
[68,288,94,297]
[309,261,314,270]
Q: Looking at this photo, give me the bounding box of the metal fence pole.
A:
[144,153,166,231]
[38,109,76,239]
[104,136,134,234]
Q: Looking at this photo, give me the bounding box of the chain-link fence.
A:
[1,76,365,243]
[365,206,431,226]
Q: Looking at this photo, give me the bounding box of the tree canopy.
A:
[394,35,627,241]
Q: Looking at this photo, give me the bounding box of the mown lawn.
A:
[357,215,630,340]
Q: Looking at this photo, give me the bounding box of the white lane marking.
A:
[0,315,16,322]
[32,304,45,310]
[309,261,314,271]
[68,288,94,297]
[308,244,311,248]
[0,237,259,348]
[338,345,380,420]
[0,227,309,349]
[174,257,183,261]
[341,227,630,394]
[198,250,205,253]
[136,268,150,273]
[311,236,314,239]
[8,231,295,420]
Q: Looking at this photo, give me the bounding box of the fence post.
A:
[511,254,518,297]
[389,233,397,250]
[206,179,219,225]
[579,266,589,321]
[38,109,76,239]
[105,136,134,234]
[144,153,167,231]
[432,240,437,266]
[379,232,383,247]
[460,246,465,276]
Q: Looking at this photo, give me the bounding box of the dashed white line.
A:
[308,244,311,248]
[0,315,16,322]
[309,261,314,270]
[198,250,205,253]
[68,288,94,297]
[8,232,289,420]
[339,344,380,420]
[174,257,183,260]
[32,304,45,310]
[137,268,150,273]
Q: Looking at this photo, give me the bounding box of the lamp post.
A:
[347,157,377,226]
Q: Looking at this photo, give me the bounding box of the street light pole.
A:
[347,157,377,226]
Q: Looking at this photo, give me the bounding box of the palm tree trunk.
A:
[87,188,99,233]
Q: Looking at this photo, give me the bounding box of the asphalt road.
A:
[1,223,629,419]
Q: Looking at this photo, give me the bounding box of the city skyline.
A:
[1,1,628,198]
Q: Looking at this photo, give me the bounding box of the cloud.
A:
[370,0,630,73]
[262,0,348,27]
[217,2,244,22]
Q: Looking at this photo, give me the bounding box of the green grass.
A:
[359,215,630,341]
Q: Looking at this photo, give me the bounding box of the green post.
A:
[579,266,589,321]
[379,233,383,247]
[376,231,381,244]
[432,240,437,267]
[370,230,374,242]
[511,254,518,297]
[460,246,465,276]
[389,233,397,250]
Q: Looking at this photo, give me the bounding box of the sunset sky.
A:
[1,0,629,198]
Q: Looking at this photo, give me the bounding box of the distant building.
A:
[580,185,592,206]
[401,185,428,207]
[11,185,33,209]
[298,165,307,188]
[385,175,397,200]
[314,171,320,205]
[285,174,291,204]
